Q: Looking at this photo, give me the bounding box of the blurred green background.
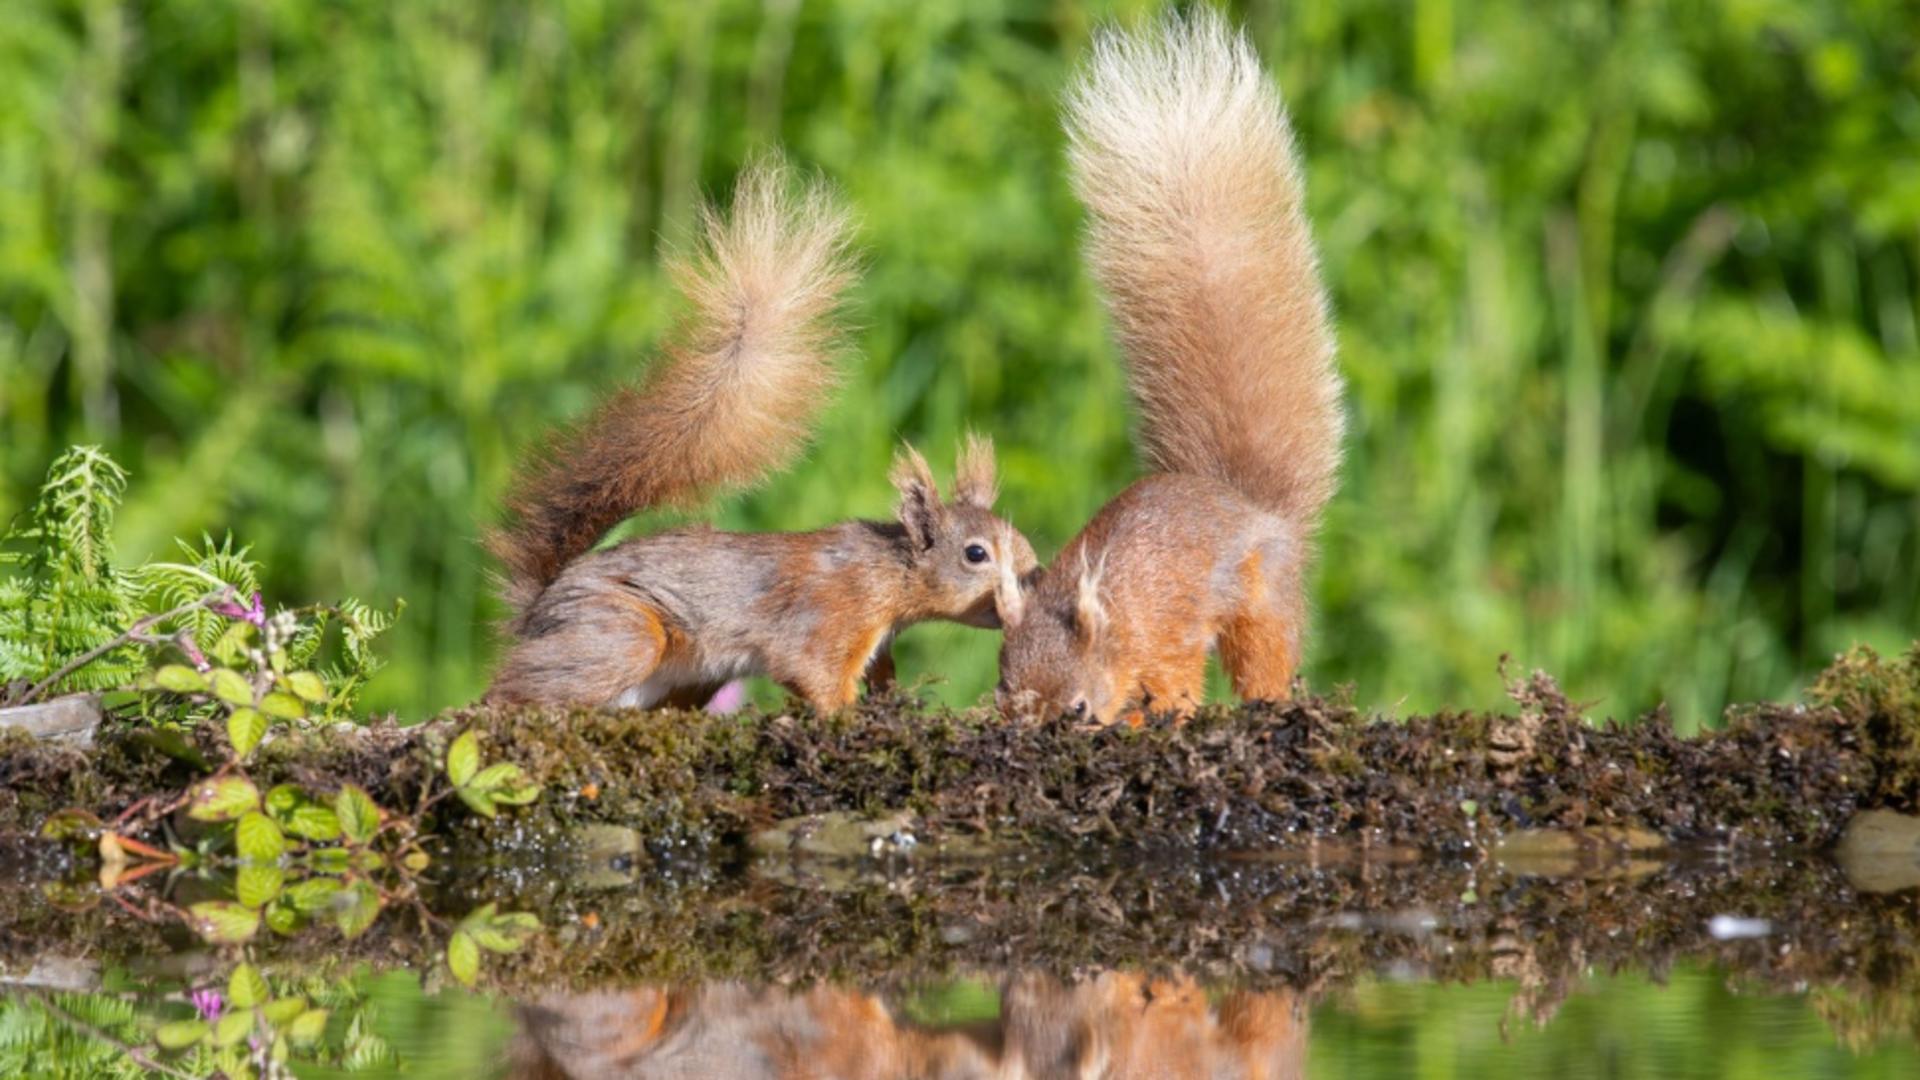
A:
[1,0,1916,727]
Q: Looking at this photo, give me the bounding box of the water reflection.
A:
[508,976,1305,1079]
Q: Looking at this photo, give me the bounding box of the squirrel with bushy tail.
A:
[484,161,1035,711]
[995,10,1345,725]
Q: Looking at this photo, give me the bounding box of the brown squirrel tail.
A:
[1065,10,1343,526]
[489,157,858,620]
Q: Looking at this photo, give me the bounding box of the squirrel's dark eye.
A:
[964,543,989,564]
[1071,700,1088,718]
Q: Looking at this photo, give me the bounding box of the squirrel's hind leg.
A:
[485,586,672,708]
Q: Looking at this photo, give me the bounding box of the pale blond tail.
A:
[490,157,857,617]
[1066,9,1342,524]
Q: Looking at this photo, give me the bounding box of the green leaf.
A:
[228,962,271,1008]
[264,783,303,816]
[38,808,103,842]
[446,930,480,987]
[154,1019,210,1051]
[455,784,497,818]
[211,667,255,706]
[259,690,305,720]
[307,846,352,874]
[470,912,539,954]
[447,729,480,787]
[227,707,266,757]
[469,761,524,793]
[285,804,342,842]
[261,997,309,1027]
[236,811,287,862]
[236,864,286,909]
[352,850,386,873]
[213,1007,256,1047]
[188,900,261,944]
[493,782,541,806]
[187,777,261,822]
[335,880,381,940]
[334,784,381,844]
[286,1008,330,1047]
[265,902,304,936]
[285,671,328,704]
[284,877,344,913]
[155,664,209,694]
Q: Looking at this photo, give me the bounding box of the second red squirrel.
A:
[484,161,1036,711]
[995,12,1344,725]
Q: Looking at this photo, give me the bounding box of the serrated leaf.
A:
[236,864,285,909]
[264,784,302,816]
[334,784,381,844]
[155,665,209,694]
[284,877,344,913]
[446,930,480,987]
[492,782,541,806]
[468,761,525,793]
[352,850,386,873]
[307,847,351,874]
[259,690,304,720]
[285,671,328,704]
[236,811,286,862]
[211,668,254,706]
[213,1006,256,1047]
[265,902,303,936]
[286,1008,329,1047]
[335,881,381,940]
[261,997,309,1027]
[187,776,261,822]
[154,1018,210,1050]
[227,707,266,757]
[188,900,260,944]
[285,804,341,842]
[38,808,103,842]
[447,730,480,787]
[227,962,270,1008]
[456,784,497,818]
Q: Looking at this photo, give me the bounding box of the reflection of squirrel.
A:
[484,160,1035,711]
[996,12,1344,724]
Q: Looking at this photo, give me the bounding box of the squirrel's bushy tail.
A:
[1066,10,1342,525]
[489,158,857,619]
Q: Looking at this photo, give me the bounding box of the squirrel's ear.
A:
[993,521,1027,630]
[953,432,999,509]
[891,443,942,551]
[1072,551,1107,648]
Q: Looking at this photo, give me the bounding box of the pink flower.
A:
[189,987,224,1021]
[211,591,267,628]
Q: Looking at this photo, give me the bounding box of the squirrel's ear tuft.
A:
[891,442,942,550]
[1072,551,1107,648]
[953,432,999,509]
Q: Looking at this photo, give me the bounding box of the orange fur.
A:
[997,11,1340,725]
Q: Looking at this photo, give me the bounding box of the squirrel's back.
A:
[488,160,856,622]
[1065,10,1342,526]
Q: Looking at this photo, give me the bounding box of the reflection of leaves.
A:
[446,929,480,987]
[335,881,381,939]
[335,784,381,845]
[284,877,344,913]
[236,864,285,909]
[187,776,261,822]
[189,900,261,944]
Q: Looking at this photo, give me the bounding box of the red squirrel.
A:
[485,160,1035,711]
[996,12,1344,725]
